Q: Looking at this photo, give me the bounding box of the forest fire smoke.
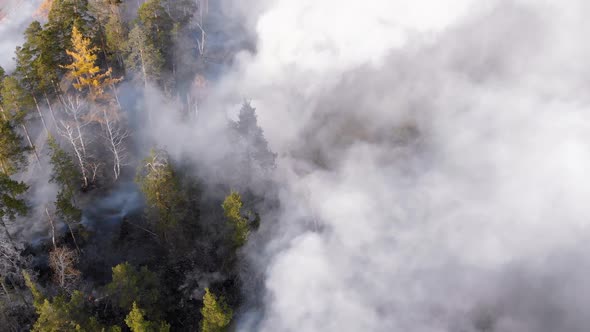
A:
[209,0,590,331]
[1,0,590,330]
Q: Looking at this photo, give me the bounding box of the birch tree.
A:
[102,108,129,180]
[57,94,91,188]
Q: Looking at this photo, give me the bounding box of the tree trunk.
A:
[110,83,122,110]
[0,277,11,301]
[44,93,58,128]
[72,112,86,157]
[67,223,81,254]
[0,220,15,250]
[45,207,57,249]
[104,109,120,180]
[21,124,41,167]
[139,48,148,89]
[32,95,48,135]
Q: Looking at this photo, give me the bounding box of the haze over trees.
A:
[0,0,275,330]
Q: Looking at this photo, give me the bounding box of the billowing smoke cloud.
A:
[0,0,40,71]
[3,0,588,330]
[198,0,590,331]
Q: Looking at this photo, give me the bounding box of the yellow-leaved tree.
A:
[63,26,121,103]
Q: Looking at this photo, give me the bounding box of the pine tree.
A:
[0,116,29,243]
[137,0,173,67]
[0,174,28,222]
[48,135,80,194]
[1,76,34,123]
[23,271,44,309]
[125,26,164,87]
[125,302,170,332]
[222,191,250,248]
[106,262,160,314]
[0,120,29,175]
[104,6,128,67]
[45,0,95,69]
[1,76,42,165]
[48,135,82,252]
[31,291,104,332]
[15,21,58,98]
[199,288,232,332]
[136,149,181,236]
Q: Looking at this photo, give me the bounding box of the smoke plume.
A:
[0,0,40,71]
[207,0,590,331]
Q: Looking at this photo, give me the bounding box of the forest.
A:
[0,0,276,330]
[5,0,590,331]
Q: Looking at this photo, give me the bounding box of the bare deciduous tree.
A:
[195,0,208,56]
[59,95,88,156]
[57,95,92,188]
[102,109,129,181]
[49,246,80,292]
[44,207,57,249]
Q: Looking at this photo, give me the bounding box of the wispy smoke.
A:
[0,0,40,71]
[204,0,590,331]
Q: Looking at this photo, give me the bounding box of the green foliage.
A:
[45,0,95,64]
[55,190,82,224]
[15,0,96,97]
[222,191,250,247]
[105,8,128,65]
[125,26,164,85]
[31,291,103,332]
[0,173,29,221]
[137,0,173,64]
[1,76,33,123]
[106,263,160,314]
[15,21,57,96]
[200,288,232,332]
[48,135,80,193]
[0,119,29,175]
[23,271,44,309]
[125,302,170,332]
[136,149,181,233]
[48,135,82,227]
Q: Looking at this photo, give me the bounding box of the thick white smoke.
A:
[211,0,590,331]
[0,0,40,71]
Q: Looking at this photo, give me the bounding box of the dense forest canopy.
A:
[0,0,274,330]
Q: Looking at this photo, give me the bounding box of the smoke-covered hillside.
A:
[1,0,590,331]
